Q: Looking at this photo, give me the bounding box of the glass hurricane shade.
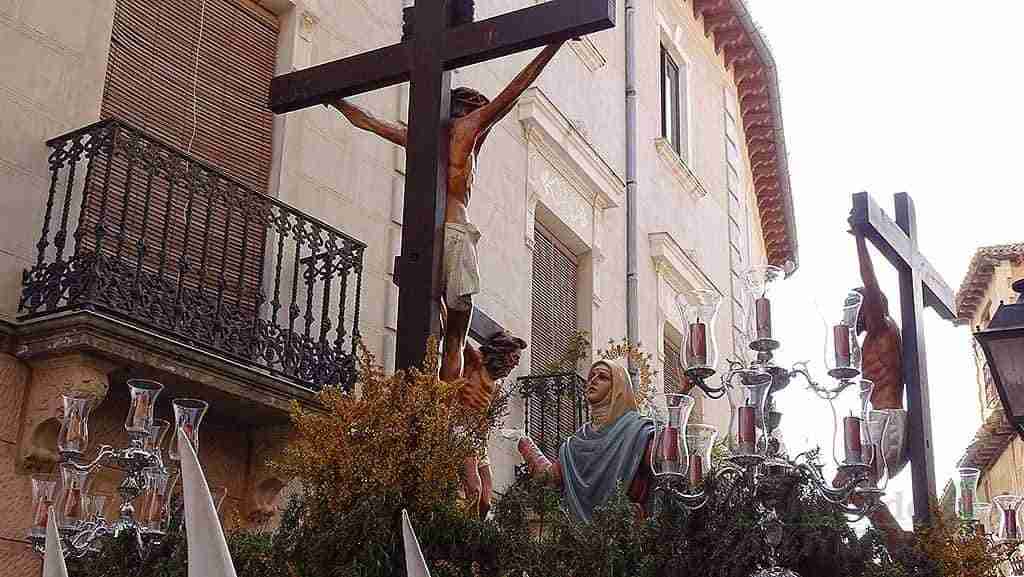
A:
[57,392,95,457]
[994,494,1024,542]
[822,291,863,382]
[956,467,981,521]
[57,463,92,530]
[168,398,208,461]
[140,469,171,533]
[731,379,772,456]
[125,379,164,437]
[675,289,721,378]
[651,394,695,480]
[30,475,58,539]
[743,265,784,354]
[685,424,717,487]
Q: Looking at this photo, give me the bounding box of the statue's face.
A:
[586,364,613,405]
[487,349,522,379]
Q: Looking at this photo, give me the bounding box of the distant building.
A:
[949,243,1024,521]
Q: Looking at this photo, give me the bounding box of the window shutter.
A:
[102,0,277,193]
[78,0,278,325]
[528,227,582,458]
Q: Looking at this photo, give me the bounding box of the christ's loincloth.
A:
[443,222,481,312]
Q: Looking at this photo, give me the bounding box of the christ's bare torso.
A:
[446,120,484,224]
[863,319,903,410]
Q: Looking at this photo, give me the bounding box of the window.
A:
[661,46,685,157]
[527,226,583,458]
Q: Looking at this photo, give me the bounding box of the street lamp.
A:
[973,279,1024,439]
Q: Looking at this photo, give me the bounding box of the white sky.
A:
[744,0,1024,526]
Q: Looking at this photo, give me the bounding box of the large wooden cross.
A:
[850,192,957,525]
[269,1,615,370]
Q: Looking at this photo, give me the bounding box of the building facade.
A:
[952,243,1024,528]
[0,0,796,573]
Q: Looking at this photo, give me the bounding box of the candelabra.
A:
[657,269,894,527]
[28,379,209,559]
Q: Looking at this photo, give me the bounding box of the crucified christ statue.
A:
[331,42,564,382]
[852,227,904,410]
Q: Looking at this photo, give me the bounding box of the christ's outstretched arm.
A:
[329,99,408,147]
[855,231,886,332]
[466,41,565,135]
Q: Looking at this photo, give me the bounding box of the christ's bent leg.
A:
[462,456,482,518]
[440,303,472,382]
[478,461,493,519]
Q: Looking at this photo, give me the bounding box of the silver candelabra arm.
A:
[62,445,116,471]
[789,361,860,401]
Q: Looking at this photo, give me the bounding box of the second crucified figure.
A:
[331,42,564,382]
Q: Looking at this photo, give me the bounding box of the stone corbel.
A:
[17,353,118,473]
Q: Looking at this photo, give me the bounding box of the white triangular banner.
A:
[179,427,237,577]
[43,506,69,577]
[402,509,431,577]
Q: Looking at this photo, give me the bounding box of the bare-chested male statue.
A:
[330,42,564,382]
[852,226,903,410]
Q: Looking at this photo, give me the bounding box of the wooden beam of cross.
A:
[850,192,956,525]
[269,0,615,371]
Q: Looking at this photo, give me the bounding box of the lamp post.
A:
[973,279,1024,439]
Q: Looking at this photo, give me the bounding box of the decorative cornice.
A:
[956,242,1024,322]
[654,138,709,200]
[691,0,798,271]
[569,36,607,72]
[649,231,720,296]
[517,87,624,209]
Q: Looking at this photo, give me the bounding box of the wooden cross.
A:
[850,192,956,525]
[269,1,615,371]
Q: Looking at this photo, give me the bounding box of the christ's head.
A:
[480,331,527,379]
[451,86,490,118]
[852,287,887,334]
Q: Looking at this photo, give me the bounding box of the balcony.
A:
[19,119,365,393]
[517,372,588,459]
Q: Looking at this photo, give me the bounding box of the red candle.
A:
[843,415,863,464]
[738,406,756,453]
[63,487,81,520]
[755,297,772,340]
[658,425,681,474]
[1005,509,1018,540]
[834,324,852,368]
[962,490,974,521]
[688,454,704,487]
[688,322,708,366]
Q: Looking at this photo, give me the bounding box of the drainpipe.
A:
[624,0,639,371]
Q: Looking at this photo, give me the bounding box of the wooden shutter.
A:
[102,0,277,193]
[528,227,581,457]
[77,0,278,330]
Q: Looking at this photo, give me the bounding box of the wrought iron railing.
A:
[517,372,588,460]
[20,119,365,391]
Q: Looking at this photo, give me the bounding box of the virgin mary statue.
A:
[518,359,657,522]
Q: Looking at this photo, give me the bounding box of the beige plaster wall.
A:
[0,0,116,321]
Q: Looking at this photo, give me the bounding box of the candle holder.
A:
[685,424,718,488]
[125,380,163,438]
[675,289,722,381]
[976,502,993,535]
[651,394,695,480]
[956,467,981,522]
[822,291,863,383]
[57,391,95,458]
[29,475,58,539]
[728,378,772,467]
[29,379,214,561]
[743,265,784,353]
[168,399,208,461]
[994,495,1023,543]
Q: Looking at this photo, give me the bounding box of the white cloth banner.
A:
[402,509,431,577]
[178,427,237,577]
[42,506,69,577]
